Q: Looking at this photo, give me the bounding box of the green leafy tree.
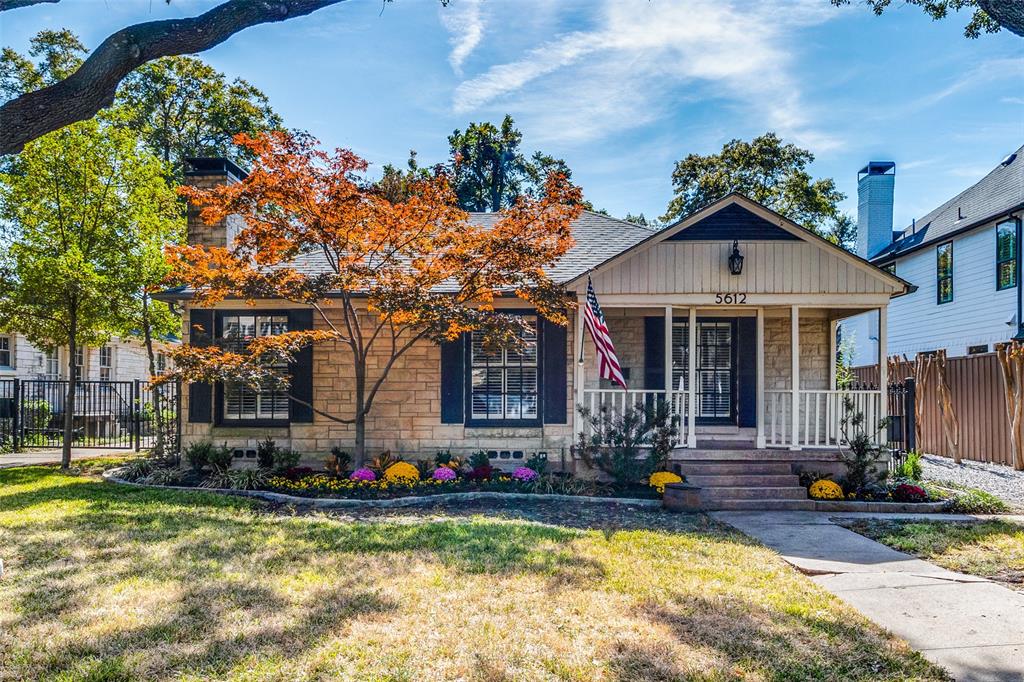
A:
[661,133,848,242]
[117,55,283,178]
[447,114,587,212]
[832,0,1006,39]
[0,116,180,468]
[2,31,283,179]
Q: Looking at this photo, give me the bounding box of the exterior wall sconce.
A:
[728,240,744,275]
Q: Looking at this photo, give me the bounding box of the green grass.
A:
[0,465,948,681]
[843,519,1024,590]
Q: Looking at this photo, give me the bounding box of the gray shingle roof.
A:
[872,144,1024,262]
[282,210,655,289]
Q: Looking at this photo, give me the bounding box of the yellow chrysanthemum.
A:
[649,471,682,494]
[809,479,843,500]
[384,461,420,483]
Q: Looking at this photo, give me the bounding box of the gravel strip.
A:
[922,454,1024,510]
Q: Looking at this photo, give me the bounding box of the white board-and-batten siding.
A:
[845,219,1019,366]
[588,241,892,297]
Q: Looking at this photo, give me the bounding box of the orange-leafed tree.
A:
[165,131,582,463]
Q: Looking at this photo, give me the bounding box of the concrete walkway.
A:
[0,448,137,468]
[714,511,1024,682]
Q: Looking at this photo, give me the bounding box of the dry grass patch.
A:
[0,465,947,681]
[843,518,1024,590]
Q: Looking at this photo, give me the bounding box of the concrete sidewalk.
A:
[0,448,137,468]
[714,511,1024,682]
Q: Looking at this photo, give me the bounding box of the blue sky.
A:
[3,0,1022,228]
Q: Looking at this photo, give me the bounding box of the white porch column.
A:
[878,305,888,442]
[829,318,839,390]
[790,306,801,450]
[664,306,677,444]
[573,293,586,430]
[687,306,697,448]
[755,307,766,449]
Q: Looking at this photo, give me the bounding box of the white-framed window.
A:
[0,335,11,368]
[43,348,60,379]
[156,352,167,374]
[221,314,289,421]
[74,346,86,380]
[98,345,113,381]
[469,317,539,422]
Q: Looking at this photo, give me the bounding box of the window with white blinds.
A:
[470,318,539,421]
[221,314,290,421]
[672,320,734,418]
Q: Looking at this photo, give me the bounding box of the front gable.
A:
[568,194,908,299]
[666,202,799,242]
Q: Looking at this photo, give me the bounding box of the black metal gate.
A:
[0,378,180,453]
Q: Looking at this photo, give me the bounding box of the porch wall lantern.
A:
[728,240,744,275]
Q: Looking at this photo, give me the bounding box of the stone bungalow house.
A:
[165,159,908,502]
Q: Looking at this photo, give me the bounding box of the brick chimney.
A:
[184,158,247,248]
[856,161,895,259]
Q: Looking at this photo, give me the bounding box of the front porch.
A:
[574,304,888,452]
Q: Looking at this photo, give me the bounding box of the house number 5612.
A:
[715,293,747,304]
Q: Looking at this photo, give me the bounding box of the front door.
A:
[696,320,734,422]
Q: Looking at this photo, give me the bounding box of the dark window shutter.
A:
[288,309,315,423]
[736,317,757,428]
[440,334,465,424]
[187,308,214,423]
[542,319,568,424]
[644,316,666,390]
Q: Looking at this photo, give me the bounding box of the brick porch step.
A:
[700,486,809,501]
[686,474,800,487]
[682,461,794,476]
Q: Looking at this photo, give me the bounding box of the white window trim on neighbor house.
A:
[0,334,12,370]
[98,345,114,381]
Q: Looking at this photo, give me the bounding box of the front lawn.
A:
[0,466,947,681]
[842,519,1024,592]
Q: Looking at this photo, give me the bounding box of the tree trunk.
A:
[61,310,77,469]
[353,358,366,466]
[140,294,165,459]
[996,342,1024,470]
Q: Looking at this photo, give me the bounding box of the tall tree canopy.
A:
[2,30,283,177]
[0,115,182,467]
[832,0,1019,38]
[660,133,851,244]
[167,131,581,462]
[447,115,583,212]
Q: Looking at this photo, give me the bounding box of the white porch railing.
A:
[580,389,690,446]
[764,389,884,448]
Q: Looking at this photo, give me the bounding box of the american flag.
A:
[583,277,626,389]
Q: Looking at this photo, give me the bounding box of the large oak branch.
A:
[0,0,347,154]
[979,0,1024,37]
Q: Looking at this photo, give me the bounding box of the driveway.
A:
[0,448,137,468]
[714,511,1024,682]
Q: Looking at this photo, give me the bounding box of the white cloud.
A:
[918,57,1024,108]
[440,0,486,75]
[450,0,839,148]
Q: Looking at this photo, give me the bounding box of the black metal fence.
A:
[0,378,180,454]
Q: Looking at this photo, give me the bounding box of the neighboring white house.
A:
[0,332,176,383]
[841,146,1023,366]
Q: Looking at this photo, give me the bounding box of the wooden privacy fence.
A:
[853,353,1013,466]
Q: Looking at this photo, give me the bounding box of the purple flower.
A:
[512,466,538,482]
[432,467,457,481]
[350,467,376,482]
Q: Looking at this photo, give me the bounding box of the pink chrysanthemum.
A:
[432,467,457,481]
[512,466,538,482]
[350,467,376,482]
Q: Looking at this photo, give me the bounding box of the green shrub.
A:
[257,438,280,469]
[945,489,1010,515]
[526,451,548,475]
[207,443,234,472]
[184,441,214,471]
[330,447,351,474]
[23,399,52,431]
[143,467,182,486]
[575,400,679,486]
[798,470,832,488]
[120,458,154,481]
[897,451,923,481]
[227,468,268,491]
[468,450,490,469]
[838,396,888,494]
[272,448,301,472]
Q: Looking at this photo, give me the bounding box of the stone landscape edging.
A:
[812,499,948,513]
[102,468,661,508]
